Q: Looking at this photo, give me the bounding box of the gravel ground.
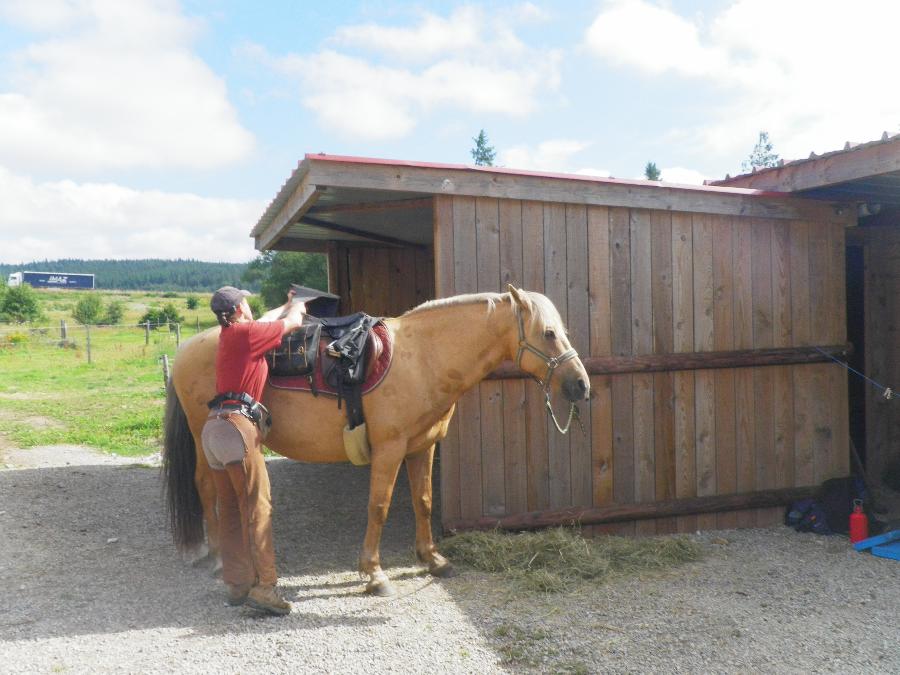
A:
[1,445,899,674]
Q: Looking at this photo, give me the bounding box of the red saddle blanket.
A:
[268,322,393,396]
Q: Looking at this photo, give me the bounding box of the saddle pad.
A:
[268,322,392,397]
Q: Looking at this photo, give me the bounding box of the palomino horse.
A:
[163,286,590,596]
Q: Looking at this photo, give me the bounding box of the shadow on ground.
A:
[0,457,442,643]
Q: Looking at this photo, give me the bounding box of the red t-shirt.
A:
[215,320,285,401]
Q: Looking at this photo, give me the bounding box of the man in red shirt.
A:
[201,286,305,615]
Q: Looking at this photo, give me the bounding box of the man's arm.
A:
[279,300,305,335]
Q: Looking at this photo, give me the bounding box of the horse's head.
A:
[507,285,590,405]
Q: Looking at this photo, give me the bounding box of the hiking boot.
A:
[246,584,291,616]
[226,584,251,606]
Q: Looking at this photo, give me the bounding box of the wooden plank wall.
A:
[329,244,434,317]
[864,227,900,490]
[435,195,849,533]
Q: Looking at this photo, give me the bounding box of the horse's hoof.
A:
[366,579,397,597]
[211,557,223,578]
[428,560,455,578]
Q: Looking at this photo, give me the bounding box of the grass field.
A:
[0,288,217,456]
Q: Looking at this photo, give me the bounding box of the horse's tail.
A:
[162,378,205,551]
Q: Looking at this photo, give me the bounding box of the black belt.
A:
[208,391,269,428]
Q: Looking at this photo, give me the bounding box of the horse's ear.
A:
[507,284,528,310]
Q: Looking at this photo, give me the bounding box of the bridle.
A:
[514,305,582,434]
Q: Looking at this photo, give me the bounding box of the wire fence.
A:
[0,319,210,382]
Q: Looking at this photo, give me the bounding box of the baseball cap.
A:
[210,286,251,314]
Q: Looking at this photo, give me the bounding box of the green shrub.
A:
[73,294,104,325]
[139,302,184,328]
[0,284,42,323]
[247,296,265,319]
[162,291,179,298]
[185,295,200,310]
[103,300,125,325]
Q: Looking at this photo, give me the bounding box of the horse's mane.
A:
[402,291,505,317]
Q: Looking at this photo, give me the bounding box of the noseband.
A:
[514,306,581,434]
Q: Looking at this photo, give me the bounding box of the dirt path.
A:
[1,445,899,673]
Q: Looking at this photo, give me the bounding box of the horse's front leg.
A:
[405,445,453,578]
[359,439,405,597]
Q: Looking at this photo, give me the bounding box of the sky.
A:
[1,0,898,264]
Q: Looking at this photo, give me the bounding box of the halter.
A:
[514,305,582,434]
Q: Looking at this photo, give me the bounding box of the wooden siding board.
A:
[476,197,505,517]
[522,201,550,510]
[790,221,812,346]
[499,199,528,515]
[588,206,614,508]
[752,219,776,526]
[772,221,793,348]
[692,214,715,352]
[452,196,483,519]
[630,209,654,534]
[651,210,675,533]
[609,208,634,510]
[433,196,460,523]
[712,216,737,529]
[545,203,571,508]
[672,212,695,531]
[567,205,593,507]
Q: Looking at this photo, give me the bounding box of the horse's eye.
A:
[544,329,556,339]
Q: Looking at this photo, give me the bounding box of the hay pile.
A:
[442,527,702,593]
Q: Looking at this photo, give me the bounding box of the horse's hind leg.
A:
[192,436,222,576]
[359,439,405,597]
[405,445,453,578]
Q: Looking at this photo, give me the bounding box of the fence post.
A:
[161,354,170,385]
[145,321,150,345]
[196,316,200,333]
[86,324,92,364]
[175,323,181,347]
[60,319,67,340]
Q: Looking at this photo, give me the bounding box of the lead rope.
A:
[814,346,894,401]
[544,392,583,435]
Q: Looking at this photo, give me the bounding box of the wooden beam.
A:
[255,178,321,251]
[309,197,432,215]
[711,137,900,192]
[485,344,850,380]
[302,215,428,249]
[444,486,817,532]
[265,237,330,253]
[305,160,849,223]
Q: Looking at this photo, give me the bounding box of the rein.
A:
[514,306,582,435]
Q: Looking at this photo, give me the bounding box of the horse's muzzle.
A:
[562,376,590,403]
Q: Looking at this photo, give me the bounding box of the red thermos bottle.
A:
[849,499,869,544]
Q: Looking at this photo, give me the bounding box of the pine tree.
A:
[742,131,780,173]
[470,130,496,166]
[644,162,661,181]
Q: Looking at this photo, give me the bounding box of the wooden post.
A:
[161,354,170,385]
[196,316,200,333]
[145,321,150,345]
[86,324,92,364]
[175,323,181,347]
[60,319,67,340]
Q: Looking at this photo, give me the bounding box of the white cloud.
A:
[0,166,264,262]
[659,167,707,185]
[584,0,900,161]
[499,139,595,173]
[260,7,561,141]
[0,0,254,173]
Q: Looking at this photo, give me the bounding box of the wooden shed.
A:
[253,154,856,534]
[713,132,900,500]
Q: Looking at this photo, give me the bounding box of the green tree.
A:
[185,295,200,310]
[644,162,661,180]
[242,251,328,309]
[0,284,42,323]
[73,294,104,325]
[742,131,780,173]
[103,299,125,325]
[470,129,496,166]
